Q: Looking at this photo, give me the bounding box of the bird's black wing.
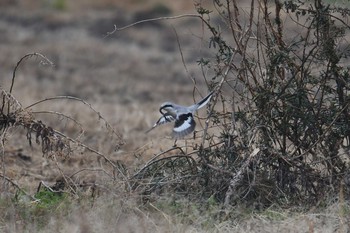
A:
[145,113,175,133]
[172,113,196,139]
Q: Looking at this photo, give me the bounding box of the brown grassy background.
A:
[0,0,212,168]
[1,0,349,232]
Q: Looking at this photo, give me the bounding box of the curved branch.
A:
[25,95,124,143]
[10,53,54,95]
[32,110,85,140]
[1,53,53,113]
[104,14,213,37]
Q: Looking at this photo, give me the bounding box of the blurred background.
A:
[0,0,216,155]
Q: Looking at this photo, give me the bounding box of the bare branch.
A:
[224,148,260,207]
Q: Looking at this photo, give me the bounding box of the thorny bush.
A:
[133,0,350,209]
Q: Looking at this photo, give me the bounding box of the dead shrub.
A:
[127,0,350,210]
[0,53,126,199]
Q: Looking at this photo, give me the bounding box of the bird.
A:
[146,91,214,139]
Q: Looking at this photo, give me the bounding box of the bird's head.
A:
[159,102,175,115]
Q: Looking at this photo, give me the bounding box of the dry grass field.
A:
[1,0,350,232]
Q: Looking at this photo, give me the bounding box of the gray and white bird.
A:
[146,91,214,139]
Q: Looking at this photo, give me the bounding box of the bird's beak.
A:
[159,107,165,115]
[159,106,168,116]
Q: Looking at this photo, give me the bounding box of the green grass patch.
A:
[34,189,66,210]
[4,188,71,231]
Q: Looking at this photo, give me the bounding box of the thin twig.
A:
[5,53,53,114]
[51,128,129,187]
[172,26,198,96]
[201,52,235,147]
[26,95,124,143]
[291,101,350,161]
[104,14,210,37]
[131,147,186,179]
[224,147,260,207]
[10,53,54,95]
[51,154,79,196]
[0,174,38,201]
[69,168,114,180]
[0,128,7,194]
[32,110,85,140]
[38,181,65,193]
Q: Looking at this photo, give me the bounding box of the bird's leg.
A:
[173,139,177,147]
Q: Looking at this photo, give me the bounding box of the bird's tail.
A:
[195,91,214,110]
